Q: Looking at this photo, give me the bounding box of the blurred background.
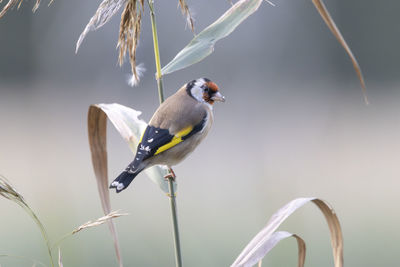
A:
[1,0,399,266]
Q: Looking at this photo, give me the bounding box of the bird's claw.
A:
[164,167,176,181]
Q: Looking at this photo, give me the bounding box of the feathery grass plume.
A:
[118,0,143,86]
[0,0,23,19]
[178,0,194,32]
[72,211,128,235]
[0,0,52,18]
[0,175,55,267]
[52,211,128,250]
[76,0,128,53]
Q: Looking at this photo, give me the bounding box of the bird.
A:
[110,78,225,193]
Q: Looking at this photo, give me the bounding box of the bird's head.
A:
[186,78,225,105]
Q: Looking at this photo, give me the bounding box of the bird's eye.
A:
[204,88,209,93]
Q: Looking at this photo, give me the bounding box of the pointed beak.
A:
[211,92,226,102]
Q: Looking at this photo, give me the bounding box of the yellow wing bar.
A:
[154,125,193,155]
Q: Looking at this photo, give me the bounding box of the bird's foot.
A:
[164,167,176,181]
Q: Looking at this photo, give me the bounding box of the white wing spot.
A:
[155,130,159,133]
[147,138,154,143]
[144,146,151,152]
[117,184,125,190]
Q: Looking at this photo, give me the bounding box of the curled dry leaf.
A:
[87,103,174,266]
[251,231,306,267]
[311,0,367,104]
[231,197,343,267]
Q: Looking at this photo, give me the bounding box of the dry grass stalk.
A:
[0,175,26,205]
[33,0,40,12]
[58,248,63,267]
[72,211,128,235]
[0,0,52,18]
[178,0,194,32]
[0,0,23,19]
[0,175,55,267]
[118,0,143,86]
[76,0,128,53]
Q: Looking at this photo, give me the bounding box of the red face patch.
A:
[206,81,219,93]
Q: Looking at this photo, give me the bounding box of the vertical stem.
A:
[168,177,182,267]
[148,1,182,267]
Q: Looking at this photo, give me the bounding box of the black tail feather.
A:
[110,170,140,193]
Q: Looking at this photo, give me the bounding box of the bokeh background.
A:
[1,0,400,266]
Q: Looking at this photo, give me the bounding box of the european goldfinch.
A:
[110,78,225,193]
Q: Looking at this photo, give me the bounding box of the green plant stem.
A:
[148,1,182,267]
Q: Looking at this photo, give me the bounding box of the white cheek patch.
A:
[191,78,208,102]
[191,87,204,102]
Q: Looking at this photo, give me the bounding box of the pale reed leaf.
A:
[311,0,367,104]
[162,0,263,75]
[231,197,342,267]
[235,231,306,267]
[76,0,128,53]
[87,104,174,265]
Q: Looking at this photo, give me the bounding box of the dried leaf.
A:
[249,231,306,267]
[231,197,343,267]
[87,104,175,265]
[117,0,143,86]
[311,0,367,103]
[76,0,128,53]
[161,0,263,75]
[87,106,123,267]
[178,0,194,32]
